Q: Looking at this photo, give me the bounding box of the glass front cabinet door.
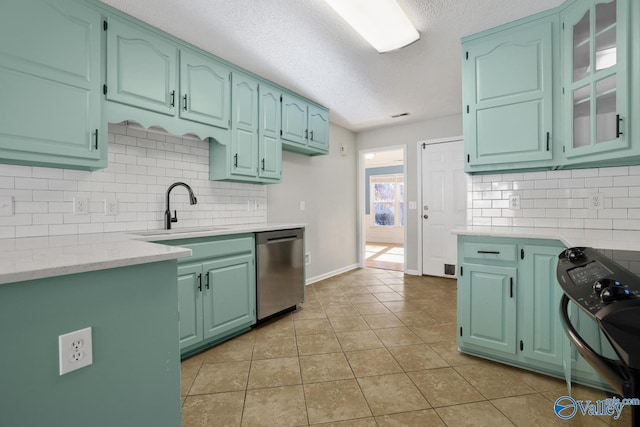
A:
[562,0,629,161]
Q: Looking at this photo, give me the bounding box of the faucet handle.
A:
[171,210,178,223]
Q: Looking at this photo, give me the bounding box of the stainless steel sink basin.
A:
[133,227,228,237]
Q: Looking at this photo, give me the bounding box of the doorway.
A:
[419,137,468,277]
[361,147,406,271]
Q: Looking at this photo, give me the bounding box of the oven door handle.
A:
[559,294,627,396]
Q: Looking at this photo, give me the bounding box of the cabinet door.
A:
[202,253,256,340]
[459,263,517,354]
[567,302,606,383]
[308,105,329,152]
[562,0,629,160]
[0,0,103,167]
[281,94,308,146]
[179,50,231,129]
[177,263,203,350]
[230,73,259,177]
[463,17,554,170]
[258,83,282,181]
[520,245,565,367]
[106,17,177,116]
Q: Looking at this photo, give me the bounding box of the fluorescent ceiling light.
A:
[324,0,420,53]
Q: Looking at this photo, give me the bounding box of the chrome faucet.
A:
[165,182,198,230]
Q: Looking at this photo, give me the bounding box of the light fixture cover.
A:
[324,0,419,53]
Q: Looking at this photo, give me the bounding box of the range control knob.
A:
[567,248,586,263]
[593,278,620,294]
[600,286,634,304]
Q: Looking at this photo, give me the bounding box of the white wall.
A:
[356,114,463,273]
[0,123,266,238]
[268,124,358,282]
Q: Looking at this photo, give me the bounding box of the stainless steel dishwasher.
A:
[256,228,305,321]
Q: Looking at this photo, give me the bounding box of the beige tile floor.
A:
[180,268,632,426]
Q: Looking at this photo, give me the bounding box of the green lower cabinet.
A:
[459,263,517,354]
[202,253,255,339]
[457,236,614,391]
[177,263,204,349]
[163,235,256,356]
[520,244,565,368]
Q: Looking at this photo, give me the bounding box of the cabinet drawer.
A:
[162,235,254,262]
[462,242,517,262]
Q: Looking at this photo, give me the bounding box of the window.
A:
[371,174,404,227]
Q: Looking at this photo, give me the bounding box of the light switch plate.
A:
[408,201,417,210]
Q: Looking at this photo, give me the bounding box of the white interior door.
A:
[421,140,467,277]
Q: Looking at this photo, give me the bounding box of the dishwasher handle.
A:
[266,236,299,244]
[257,228,303,245]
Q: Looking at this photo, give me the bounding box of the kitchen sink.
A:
[132,227,228,237]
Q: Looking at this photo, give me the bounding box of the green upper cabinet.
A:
[209,73,281,184]
[105,14,233,140]
[463,15,557,173]
[462,0,640,173]
[179,50,231,129]
[562,0,631,163]
[230,73,259,178]
[0,0,105,170]
[281,94,329,155]
[281,94,308,146]
[259,83,283,181]
[308,105,330,152]
[106,17,177,116]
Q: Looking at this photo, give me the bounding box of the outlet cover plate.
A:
[59,327,93,375]
[509,194,521,210]
[73,197,89,215]
[589,193,604,210]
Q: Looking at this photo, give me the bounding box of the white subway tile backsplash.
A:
[0,124,266,238]
[470,166,640,231]
[599,166,629,177]
[571,169,599,178]
[585,177,613,188]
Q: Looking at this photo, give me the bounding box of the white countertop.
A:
[0,223,305,285]
[452,226,640,251]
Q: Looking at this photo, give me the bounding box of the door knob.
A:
[423,214,429,219]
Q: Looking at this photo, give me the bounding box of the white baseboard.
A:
[405,269,420,276]
[306,263,360,285]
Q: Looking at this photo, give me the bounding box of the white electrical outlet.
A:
[104,199,118,216]
[0,196,14,216]
[59,327,93,375]
[299,201,306,211]
[589,193,604,210]
[305,252,311,266]
[73,197,89,215]
[509,194,521,210]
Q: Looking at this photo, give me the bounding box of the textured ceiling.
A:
[99,0,564,132]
